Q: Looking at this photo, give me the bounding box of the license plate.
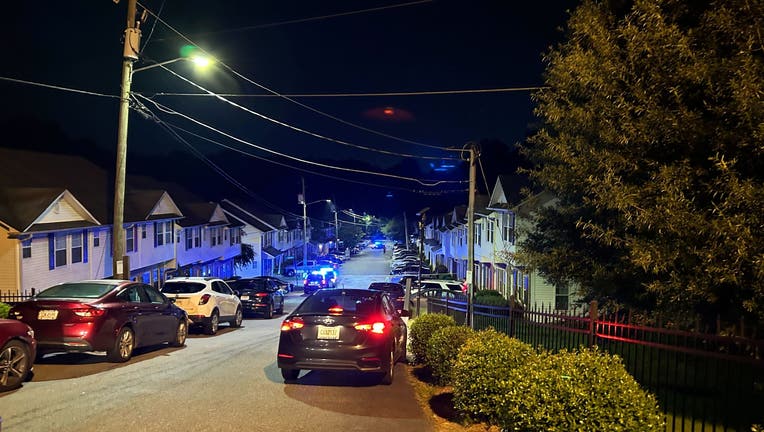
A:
[241,295,250,300]
[38,309,58,320]
[317,325,340,340]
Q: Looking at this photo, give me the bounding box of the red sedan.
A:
[9,280,188,362]
[0,318,37,392]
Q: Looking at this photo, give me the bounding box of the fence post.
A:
[588,300,598,348]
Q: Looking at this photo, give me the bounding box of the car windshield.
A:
[161,282,205,294]
[295,290,379,316]
[36,282,118,299]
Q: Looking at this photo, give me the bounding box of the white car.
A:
[161,277,243,335]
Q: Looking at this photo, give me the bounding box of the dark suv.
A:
[227,278,285,319]
[368,282,406,313]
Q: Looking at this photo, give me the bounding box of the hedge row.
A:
[410,313,664,431]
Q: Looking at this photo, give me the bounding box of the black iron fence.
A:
[426,298,764,432]
[0,290,35,306]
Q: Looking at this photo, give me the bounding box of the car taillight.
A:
[328,306,343,314]
[255,293,268,298]
[72,307,106,318]
[281,317,304,331]
[198,294,211,305]
[355,320,387,334]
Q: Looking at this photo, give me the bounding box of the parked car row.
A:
[2,275,288,392]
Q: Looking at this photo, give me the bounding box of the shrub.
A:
[497,347,664,431]
[0,302,10,319]
[473,290,509,307]
[409,313,456,365]
[426,325,475,385]
[452,328,537,423]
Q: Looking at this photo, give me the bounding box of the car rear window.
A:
[161,282,206,294]
[306,274,323,281]
[295,291,379,315]
[228,279,267,291]
[36,282,118,299]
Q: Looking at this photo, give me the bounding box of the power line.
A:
[151,0,433,40]
[149,65,460,161]
[137,2,461,154]
[134,93,467,186]
[0,76,119,99]
[138,86,547,98]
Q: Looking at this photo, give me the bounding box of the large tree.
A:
[519,0,764,330]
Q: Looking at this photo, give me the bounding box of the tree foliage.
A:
[519,0,764,329]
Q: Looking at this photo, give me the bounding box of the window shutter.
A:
[48,233,55,270]
[83,229,89,263]
[170,223,175,243]
[153,222,158,248]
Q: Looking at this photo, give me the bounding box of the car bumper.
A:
[187,315,213,326]
[277,343,389,373]
[240,301,270,314]
[36,337,95,353]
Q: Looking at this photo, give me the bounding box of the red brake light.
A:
[198,294,211,305]
[328,306,343,314]
[355,320,386,334]
[281,317,304,331]
[255,293,268,298]
[72,307,106,318]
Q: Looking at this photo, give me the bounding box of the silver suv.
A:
[161,277,243,335]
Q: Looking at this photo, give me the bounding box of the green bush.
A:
[0,302,11,318]
[473,290,509,307]
[452,328,537,423]
[409,313,456,365]
[426,325,475,385]
[496,347,664,431]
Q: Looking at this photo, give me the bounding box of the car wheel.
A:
[204,310,220,335]
[264,303,273,319]
[380,347,395,385]
[281,368,299,382]
[0,340,32,392]
[171,319,187,347]
[107,327,134,363]
[231,308,243,328]
[400,340,408,364]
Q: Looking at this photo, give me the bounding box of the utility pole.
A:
[301,177,308,268]
[403,212,409,249]
[332,203,339,250]
[113,0,140,280]
[466,143,477,328]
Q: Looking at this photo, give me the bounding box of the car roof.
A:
[166,277,220,282]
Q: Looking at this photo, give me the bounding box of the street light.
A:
[112,1,214,279]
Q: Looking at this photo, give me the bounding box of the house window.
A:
[487,220,494,243]
[475,223,482,246]
[164,222,173,244]
[126,227,135,253]
[93,232,100,247]
[502,212,516,245]
[555,285,570,310]
[185,228,193,250]
[72,232,83,263]
[22,239,32,259]
[211,228,218,246]
[194,228,201,248]
[141,226,147,239]
[55,234,67,267]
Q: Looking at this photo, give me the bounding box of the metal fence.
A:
[0,291,34,306]
[426,298,764,432]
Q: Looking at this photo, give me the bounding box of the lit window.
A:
[55,234,67,267]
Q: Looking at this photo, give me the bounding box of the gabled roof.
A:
[0,187,99,233]
[125,190,183,222]
[178,202,229,227]
[220,199,286,232]
[488,174,529,210]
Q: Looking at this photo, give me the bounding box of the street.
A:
[0,247,433,432]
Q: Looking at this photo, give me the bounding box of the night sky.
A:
[1,1,574,218]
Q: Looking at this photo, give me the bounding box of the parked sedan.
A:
[227,277,285,319]
[0,318,37,392]
[278,288,409,385]
[367,282,406,313]
[9,280,187,362]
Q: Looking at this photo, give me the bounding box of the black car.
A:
[227,278,285,319]
[303,273,327,295]
[277,288,409,385]
[367,282,406,313]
